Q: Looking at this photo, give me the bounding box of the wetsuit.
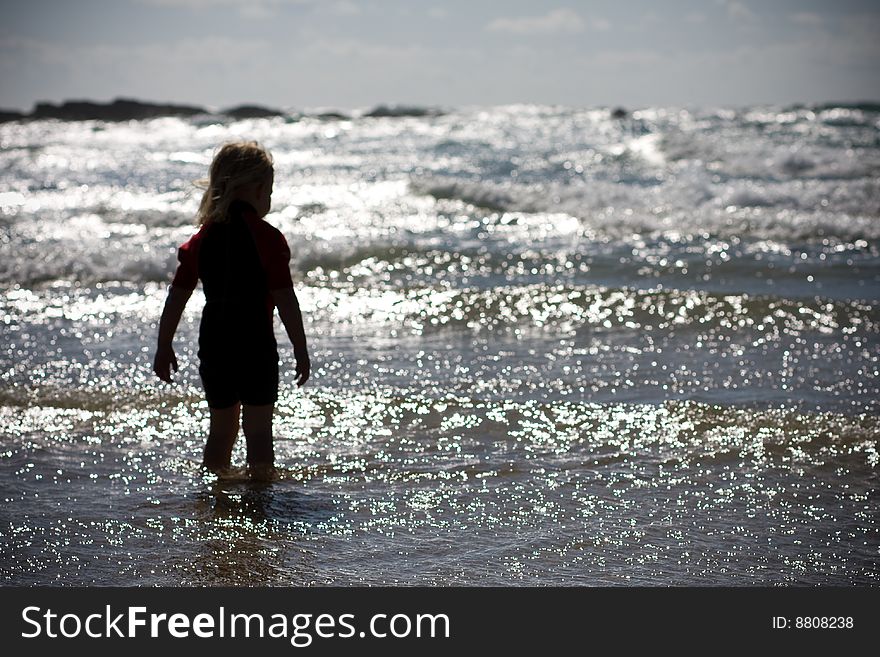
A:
[171,200,293,408]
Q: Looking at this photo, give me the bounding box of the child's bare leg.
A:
[242,403,274,478]
[203,403,241,471]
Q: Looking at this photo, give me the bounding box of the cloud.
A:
[791,12,823,27]
[140,0,305,6]
[838,12,880,58]
[486,8,587,35]
[3,3,878,110]
[138,0,309,19]
[719,0,757,22]
[326,1,361,16]
[0,34,274,108]
[569,32,879,106]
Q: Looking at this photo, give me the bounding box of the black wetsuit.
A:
[172,200,293,409]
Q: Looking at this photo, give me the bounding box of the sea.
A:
[1,103,878,585]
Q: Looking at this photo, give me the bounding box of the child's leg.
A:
[242,403,274,472]
[203,403,241,470]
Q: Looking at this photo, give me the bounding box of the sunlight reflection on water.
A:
[1,105,878,584]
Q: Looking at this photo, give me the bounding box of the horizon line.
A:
[4,95,880,116]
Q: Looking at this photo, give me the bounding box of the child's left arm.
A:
[271,287,310,387]
[153,285,193,383]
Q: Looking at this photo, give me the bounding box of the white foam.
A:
[626,133,665,166]
[2,103,878,288]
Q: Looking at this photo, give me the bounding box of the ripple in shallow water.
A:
[1,392,877,585]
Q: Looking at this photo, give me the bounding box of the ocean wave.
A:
[0,184,197,227]
[410,176,880,240]
[3,386,876,468]
[816,107,876,127]
[3,103,879,290]
[3,209,876,288]
[0,215,180,286]
[5,273,874,341]
[0,381,199,413]
[658,114,880,181]
[301,282,879,337]
[410,178,517,212]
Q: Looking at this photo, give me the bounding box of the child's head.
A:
[197,141,274,225]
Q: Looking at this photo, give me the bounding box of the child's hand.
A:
[153,345,179,383]
[295,351,311,387]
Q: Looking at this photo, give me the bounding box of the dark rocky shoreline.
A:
[0,98,285,122]
[0,97,449,123]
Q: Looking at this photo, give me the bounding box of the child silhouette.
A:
[153,141,310,477]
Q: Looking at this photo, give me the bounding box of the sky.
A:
[2,0,879,111]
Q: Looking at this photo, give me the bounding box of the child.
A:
[153,141,310,477]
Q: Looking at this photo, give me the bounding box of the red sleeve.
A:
[170,230,203,290]
[248,219,293,290]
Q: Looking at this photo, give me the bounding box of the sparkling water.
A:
[1,104,878,584]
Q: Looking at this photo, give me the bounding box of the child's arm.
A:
[153,285,193,383]
[271,287,311,386]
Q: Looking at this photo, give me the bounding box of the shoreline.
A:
[3,96,879,124]
[0,97,451,123]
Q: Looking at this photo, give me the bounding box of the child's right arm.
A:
[153,285,193,383]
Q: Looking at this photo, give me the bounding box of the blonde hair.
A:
[196,141,274,225]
